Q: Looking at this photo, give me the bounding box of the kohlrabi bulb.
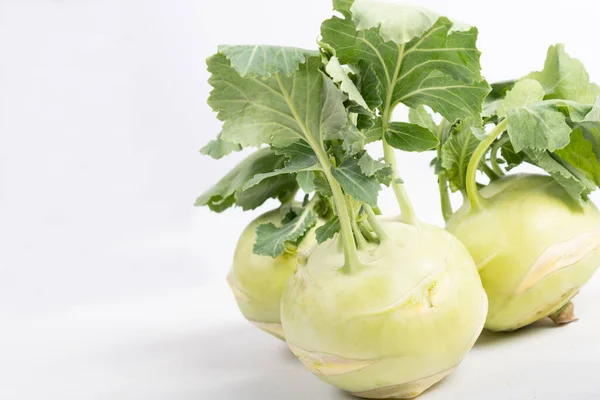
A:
[281,219,487,399]
[447,174,600,332]
[228,209,317,340]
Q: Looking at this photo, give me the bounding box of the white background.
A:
[1,0,600,399]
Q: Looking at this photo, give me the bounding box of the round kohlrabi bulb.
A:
[227,209,317,340]
[447,174,600,332]
[280,219,487,399]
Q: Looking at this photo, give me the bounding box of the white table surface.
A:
[3,275,600,400]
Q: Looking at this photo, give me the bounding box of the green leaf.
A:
[321,5,490,122]
[584,97,600,121]
[506,103,572,152]
[497,79,545,119]
[357,151,387,176]
[524,149,590,202]
[243,155,319,190]
[331,157,380,206]
[325,56,369,110]
[297,171,316,192]
[500,140,524,171]
[195,149,297,212]
[352,61,382,110]
[207,52,347,149]
[384,122,439,152]
[575,121,600,159]
[483,80,516,117]
[526,44,600,104]
[348,0,441,45]
[314,172,333,196]
[235,174,298,211]
[556,128,600,186]
[325,123,365,155]
[315,216,341,244]
[243,144,319,190]
[408,106,438,134]
[499,80,595,153]
[375,165,393,186]
[254,209,318,257]
[218,45,318,78]
[441,118,481,192]
[363,117,384,143]
[200,134,241,159]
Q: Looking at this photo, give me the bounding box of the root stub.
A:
[549,301,578,325]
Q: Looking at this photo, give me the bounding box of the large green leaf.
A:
[218,45,318,78]
[527,44,600,104]
[207,51,348,149]
[500,79,579,153]
[321,2,490,122]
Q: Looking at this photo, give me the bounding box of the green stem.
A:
[275,74,363,273]
[481,163,500,181]
[436,121,453,222]
[466,119,508,211]
[364,204,389,242]
[317,153,363,272]
[490,136,508,177]
[438,173,453,222]
[382,138,419,225]
[380,44,418,226]
[358,220,378,242]
[351,214,368,250]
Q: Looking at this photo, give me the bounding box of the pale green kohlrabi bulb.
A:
[227,209,318,340]
[281,219,488,399]
[447,174,600,332]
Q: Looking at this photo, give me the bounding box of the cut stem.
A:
[466,119,508,211]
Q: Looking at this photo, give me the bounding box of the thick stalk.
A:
[490,136,508,177]
[466,119,508,211]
